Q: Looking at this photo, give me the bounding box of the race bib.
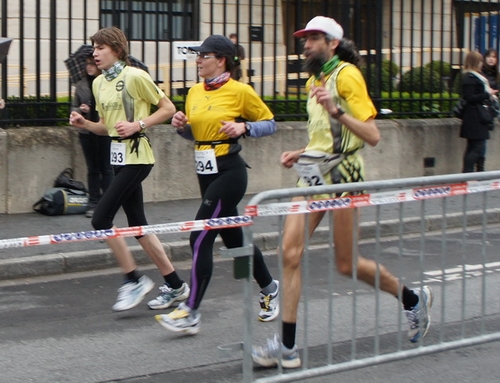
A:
[195,149,218,174]
[110,142,126,165]
[293,162,326,186]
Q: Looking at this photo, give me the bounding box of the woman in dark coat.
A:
[481,49,499,91]
[71,54,114,217]
[460,51,498,172]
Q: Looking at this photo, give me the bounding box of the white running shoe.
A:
[252,334,301,369]
[155,302,200,335]
[147,282,190,310]
[258,280,280,322]
[112,275,154,312]
[404,285,433,343]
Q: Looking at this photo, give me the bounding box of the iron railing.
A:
[0,0,500,126]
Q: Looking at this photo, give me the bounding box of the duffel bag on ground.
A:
[33,187,89,216]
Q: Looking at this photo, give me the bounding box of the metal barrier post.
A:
[218,226,255,383]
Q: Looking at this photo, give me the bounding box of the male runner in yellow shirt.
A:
[252,16,433,369]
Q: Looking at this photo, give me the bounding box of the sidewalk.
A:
[1,191,499,280]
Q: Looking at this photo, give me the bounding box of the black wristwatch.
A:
[244,123,251,136]
[331,107,345,119]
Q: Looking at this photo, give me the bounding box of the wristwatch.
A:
[331,107,345,119]
[138,120,147,130]
[245,122,251,137]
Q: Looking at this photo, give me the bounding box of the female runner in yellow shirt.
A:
[155,35,279,334]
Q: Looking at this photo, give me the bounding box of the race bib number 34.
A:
[110,142,126,165]
[195,149,218,174]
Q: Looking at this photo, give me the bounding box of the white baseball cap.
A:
[293,16,344,39]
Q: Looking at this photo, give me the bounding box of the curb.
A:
[1,209,498,281]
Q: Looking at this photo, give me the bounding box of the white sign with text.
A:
[173,41,203,60]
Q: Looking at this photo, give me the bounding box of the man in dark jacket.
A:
[229,33,245,81]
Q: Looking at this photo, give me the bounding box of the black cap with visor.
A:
[189,35,236,58]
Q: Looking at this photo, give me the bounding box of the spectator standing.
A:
[481,49,499,91]
[251,16,433,369]
[154,35,279,335]
[71,54,114,218]
[229,33,245,81]
[461,51,498,172]
[69,27,189,312]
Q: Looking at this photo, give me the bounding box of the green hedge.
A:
[263,95,308,121]
[425,60,451,77]
[1,91,460,127]
[1,96,70,127]
[399,66,445,93]
[264,92,460,120]
[262,92,459,120]
[361,60,399,92]
[379,91,459,118]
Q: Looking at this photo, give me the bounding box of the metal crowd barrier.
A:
[226,171,500,383]
[2,171,500,381]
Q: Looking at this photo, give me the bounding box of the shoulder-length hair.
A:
[90,27,130,65]
[464,51,483,72]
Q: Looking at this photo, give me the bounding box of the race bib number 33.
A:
[195,149,218,174]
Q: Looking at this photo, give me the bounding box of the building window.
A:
[100,0,197,41]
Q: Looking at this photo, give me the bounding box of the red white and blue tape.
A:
[0,215,253,250]
[244,179,500,216]
[1,179,499,250]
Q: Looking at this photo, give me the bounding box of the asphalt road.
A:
[2,225,500,383]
